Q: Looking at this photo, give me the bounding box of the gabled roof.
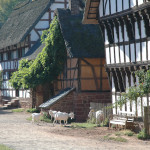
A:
[0,0,52,50]
[23,39,44,60]
[56,8,104,58]
[39,87,75,108]
[82,0,100,24]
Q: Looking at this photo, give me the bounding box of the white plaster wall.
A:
[130,0,137,7]
[119,26,123,42]
[136,43,141,62]
[5,62,7,70]
[8,62,11,70]
[110,47,115,64]
[141,20,146,38]
[117,0,122,12]
[112,95,116,114]
[30,30,39,42]
[130,44,135,62]
[111,0,116,14]
[51,3,65,11]
[125,45,130,63]
[105,0,110,15]
[11,61,14,70]
[114,27,118,43]
[112,77,115,92]
[124,25,128,41]
[35,21,49,29]
[41,12,49,19]
[25,47,29,54]
[138,0,144,5]
[123,0,129,10]
[135,22,140,39]
[99,0,103,17]
[106,47,110,64]
[105,29,109,44]
[51,12,54,20]
[120,46,124,63]
[142,42,147,61]
[137,97,142,117]
[115,46,120,63]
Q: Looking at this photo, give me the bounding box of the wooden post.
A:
[144,106,150,135]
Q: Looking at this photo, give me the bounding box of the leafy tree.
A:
[9,17,66,89]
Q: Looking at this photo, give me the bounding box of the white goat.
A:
[95,110,104,124]
[49,110,57,121]
[32,112,43,124]
[88,109,104,124]
[53,112,74,126]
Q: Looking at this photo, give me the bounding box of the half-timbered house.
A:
[0,0,69,108]
[83,0,150,118]
[39,1,111,121]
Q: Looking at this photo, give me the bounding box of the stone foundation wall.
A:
[19,98,32,108]
[50,91,111,122]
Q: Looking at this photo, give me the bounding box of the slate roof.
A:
[56,9,104,58]
[39,87,75,108]
[23,39,44,60]
[0,0,52,50]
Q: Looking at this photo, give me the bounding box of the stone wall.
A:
[50,91,111,122]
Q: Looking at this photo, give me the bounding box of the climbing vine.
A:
[9,17,66,89]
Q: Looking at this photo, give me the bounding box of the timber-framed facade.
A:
[83,0,150,118]
[0,0,69,107]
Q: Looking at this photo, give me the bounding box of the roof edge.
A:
[82,0,99,24]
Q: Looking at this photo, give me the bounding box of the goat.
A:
[95,110,104,124]
[53,112,74,126]
[49,110,57,121]
[31,112,43,124]
[88,109,104,124]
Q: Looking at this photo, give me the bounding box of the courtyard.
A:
[0,108,150,150]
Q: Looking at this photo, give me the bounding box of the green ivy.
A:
[9,17,66,89]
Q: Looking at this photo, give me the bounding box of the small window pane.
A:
[3,53,8,61]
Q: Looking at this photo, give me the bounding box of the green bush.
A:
[26,108,40,113]
[137,129,150,140]
[12,108,24,112]
[40,113,52,123]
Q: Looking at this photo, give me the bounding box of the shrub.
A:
[26,108,40,113]
[137,129,150,140]
[40,113,52,123]
[12,108,24,112]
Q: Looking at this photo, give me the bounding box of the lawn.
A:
[0,144,13,150]
[71,123,98,129]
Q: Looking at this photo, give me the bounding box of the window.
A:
[22,48,25,57]
[3,53,8,61]
[11,50,19,59]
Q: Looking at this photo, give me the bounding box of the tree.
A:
[9,17,66,89]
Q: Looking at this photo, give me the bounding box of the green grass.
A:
[71,123,98,129]
[26,116,32,121]
[104,134,127,142]
[26,113,52,123]
[26,108,40,113]
[12,108,24,112]
[40,113,52,123]
[0,144,13,150]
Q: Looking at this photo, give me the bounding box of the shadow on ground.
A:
[0,106,13,115]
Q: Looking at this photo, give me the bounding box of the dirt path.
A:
[0,108,150,150]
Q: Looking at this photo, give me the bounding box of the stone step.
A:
[3,106,8,109]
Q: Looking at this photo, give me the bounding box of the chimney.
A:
[69,0,80,15]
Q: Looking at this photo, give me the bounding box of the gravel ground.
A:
[0,108,150,150]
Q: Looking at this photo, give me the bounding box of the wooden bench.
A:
[109,111,135,129]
